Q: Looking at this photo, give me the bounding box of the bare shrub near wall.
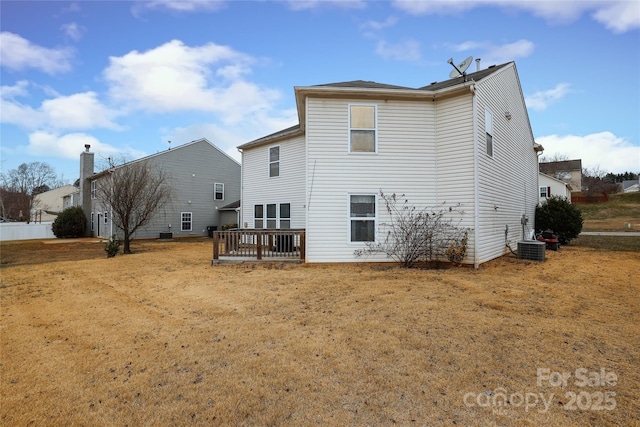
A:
[354,191,470,268]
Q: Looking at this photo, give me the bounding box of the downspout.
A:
[471,83,479,268]
[238,147,244,228]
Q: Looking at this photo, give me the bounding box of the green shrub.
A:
[536,196,583,245]
[104,235,121,257]
[52,207,86,238]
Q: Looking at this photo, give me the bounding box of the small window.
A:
[104,211,108,224]
[266,203,277,229]
[91,180,97,199]
[254,205,264,228]
[181,212,192,231]
[269,146,280,177]
[349,194,376,242]
[485,109,493,157]
[280,203,291,229]
[214,183,224,201]
[91,212,94,231]
[349,105,377,153]
[540,187,551,198]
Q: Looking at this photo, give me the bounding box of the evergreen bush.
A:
[535,196,583,245]
[52,207,86,238]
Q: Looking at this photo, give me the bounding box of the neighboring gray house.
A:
[79,139,240,239]
[238,62,541,267]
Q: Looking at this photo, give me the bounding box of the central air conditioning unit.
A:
[517,240,545,261]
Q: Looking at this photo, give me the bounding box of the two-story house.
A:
[238,62,541,267]
[79,138,241,239]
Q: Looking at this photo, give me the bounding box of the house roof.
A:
[90,138,238,179]
[219,200,240,210]
[539,159,582,174]
[239,62,514,150]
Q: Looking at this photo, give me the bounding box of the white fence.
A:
[0,222,56,241]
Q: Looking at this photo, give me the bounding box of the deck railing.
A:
[212,229,305,261]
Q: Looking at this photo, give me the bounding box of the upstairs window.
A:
[91,180,97,199]
[181,212,192,231]
[214,183,224,201]
[269,146,280,177]
[485,109,493,157]
[540,186,551,198]
[349,194,376,242]
[349,105,377,153]
[254,205,264,228]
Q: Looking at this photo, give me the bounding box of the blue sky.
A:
[1,0,639,183]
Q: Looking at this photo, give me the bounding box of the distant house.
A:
[622,179,639,193]
[32,184,79,222]
[538,173,572,204]
[79,139,241,239]
[539,159,582,193]
[238,62,541,267]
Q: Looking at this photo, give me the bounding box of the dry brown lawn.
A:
[1,239,639,426]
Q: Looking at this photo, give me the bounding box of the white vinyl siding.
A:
[241,135,306,230]
[306,97,436,262]
[474,65,538,263]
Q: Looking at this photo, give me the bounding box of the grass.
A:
[573,235,640,252]
[1,239,639,426]
[576,192,640,232]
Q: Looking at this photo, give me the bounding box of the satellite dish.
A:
[448,56,474,78]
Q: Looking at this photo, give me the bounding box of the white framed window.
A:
[280,203,291,229]
[349,194,376,242]
[181,212,192,231]
[104,211,108,224]
[485,109,493,157]
[91,180,97,199]
[91,212,94,231]
[269,146,280,177]
[540,186,551,198]
[266,203,277,228]
[254,203,291,229]
[254,205,264,228]
[349,104,377,153]
[214,183,224,201]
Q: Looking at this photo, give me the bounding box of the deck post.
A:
[213,231,219,260]
[256,231,262,260]
[300,231,305,261]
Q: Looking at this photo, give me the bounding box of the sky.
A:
[1,0,639,184]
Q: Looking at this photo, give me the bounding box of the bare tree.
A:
[95,160,173,254]
[354,192,469,268]
[0,162,62,222]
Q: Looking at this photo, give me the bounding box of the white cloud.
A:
[537,132,640,174]
[103,39,282,124]
[525,83,571,111]
[1,83,120,131]
[376,38,421,62]
[285,0,366,11]
[448,39,535,65]
[27,131,147,163]
[0,32,74,74]
[132,0,227,16]
[60,22,85,41]
[360,16,399,32]
[392,1,640,33]
[592,1,640,33]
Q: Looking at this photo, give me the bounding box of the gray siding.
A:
[89,139,240,239]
